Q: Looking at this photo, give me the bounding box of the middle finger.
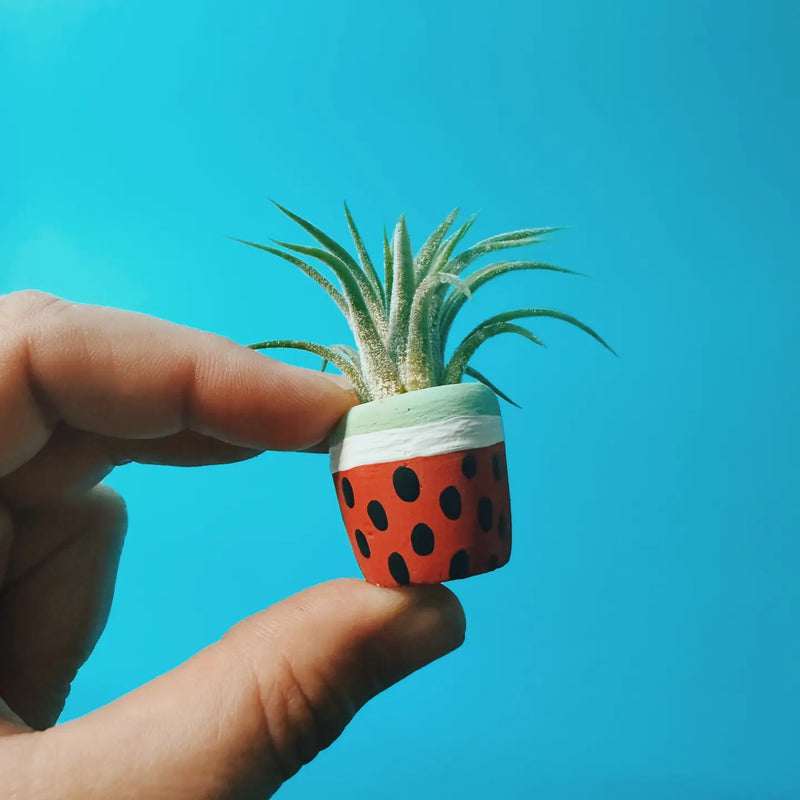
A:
[0,424,261,512]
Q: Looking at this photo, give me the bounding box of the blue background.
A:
[2,1,798,797]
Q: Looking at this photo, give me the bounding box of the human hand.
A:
[0,292,465,798]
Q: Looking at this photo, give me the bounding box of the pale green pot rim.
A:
[328,383,501,446]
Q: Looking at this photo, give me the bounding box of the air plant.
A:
[236,203,613,586]
[240,202,613,405]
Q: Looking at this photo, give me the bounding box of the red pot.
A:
[329,383,512,586]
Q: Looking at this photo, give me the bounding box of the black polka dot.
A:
[354,529,370,558]
[392,466,420,502]
[478,497,493,532]
[487,554,499,571]
[411,523,435,556]
[367,500,388,531]
[492,454,503,480]
[461,453,477,479]
[449,549,470,580]
[498,512,508,540]
[439,486,462,520]
[388,552,410,585]
[341,476,355,508]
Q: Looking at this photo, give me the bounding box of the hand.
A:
[0,291,465,799]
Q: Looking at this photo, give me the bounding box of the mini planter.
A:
[243,203,613,586]
[329,383,511,586]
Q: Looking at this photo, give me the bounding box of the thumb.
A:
[12,580,465,799]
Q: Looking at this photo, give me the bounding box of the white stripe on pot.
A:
[329,414,505,473]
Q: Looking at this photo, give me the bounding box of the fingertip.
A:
[2,295,361,457]
[295,578,467,675]
[240,350,358,451]
[366,581,467,665]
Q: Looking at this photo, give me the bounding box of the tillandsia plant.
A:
[238,202,614,587]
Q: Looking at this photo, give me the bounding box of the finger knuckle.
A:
[270,649,352,770]
[0,292,72,351]
[86,484,129,542]
[0,290,61,325]
[266,651,326,779]
[222,623,353,783]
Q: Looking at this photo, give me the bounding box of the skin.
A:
[0,291,465,799]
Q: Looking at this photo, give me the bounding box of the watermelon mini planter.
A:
[329,383,510,586]
[242,203,614,586]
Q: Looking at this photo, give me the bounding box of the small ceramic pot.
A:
[329,383,512,586]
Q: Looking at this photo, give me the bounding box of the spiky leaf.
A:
[427,213,479,277]
[414,208,460,279]
[481,307,615,353]
[405,273,471,389]
[273,240,386,328]
[344,202,384,306]
[444,230,559,278]
[474,227,562,246]
[445,322,546,383]
[248,339,370,401]
[440,259,581,339]
[231,237,348,317]
[388,215,415,365]
[272,201,382,310]
[464,365,520,408]
[382,227,393,315]
[269,240,402,395]
[329,343,361,368]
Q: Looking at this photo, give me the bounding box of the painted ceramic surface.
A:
[330,384,512,586]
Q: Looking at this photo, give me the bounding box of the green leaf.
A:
[388,215,415,364]
[271,201,384,312]
[344,202,384,306]
[248,338,370,401]
[269,240,402,394]
[480,307,616,354]
[272,202,365,277]
[428,212,479,276]
[474,227,562,246]
[414,208,460,279]
[405,273,472,389]
[439,259,582,341]
[272,240,368,311]
[272,239,388,332]
[320,358,329,372]
[445,322,546,383]
[464,365,520,408]
[231,237,348,317]
[445,231,558,278]
[329,343,360,367]
[383,227,393,315]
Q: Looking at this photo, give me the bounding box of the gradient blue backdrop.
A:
[2,1,798,797]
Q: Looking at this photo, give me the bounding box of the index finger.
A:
[0,292,357,477]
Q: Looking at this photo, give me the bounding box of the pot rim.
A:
[329,382,500,444]
[329,383,504,474]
